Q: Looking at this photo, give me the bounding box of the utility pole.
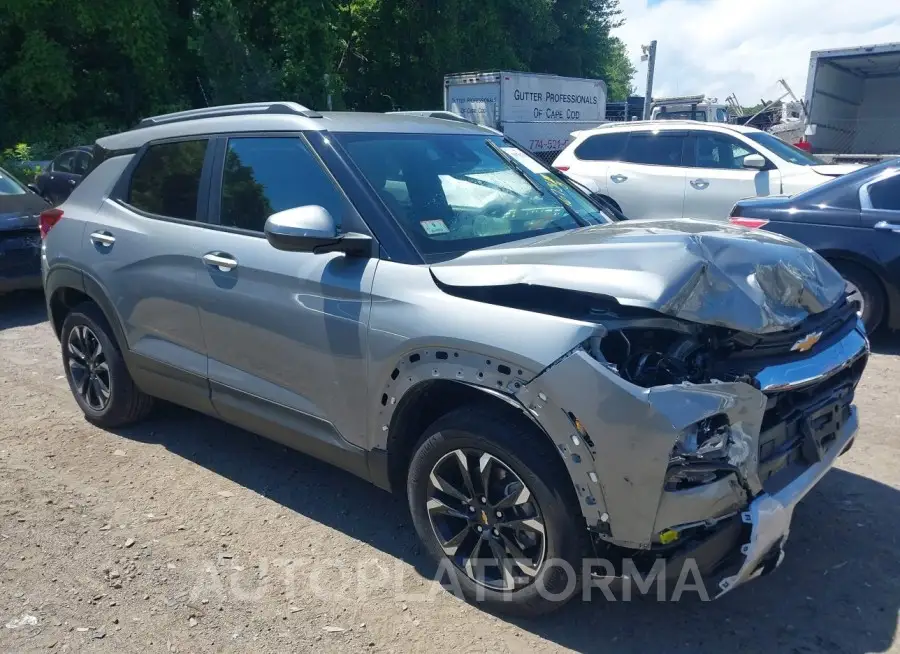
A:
[641,40,657,120]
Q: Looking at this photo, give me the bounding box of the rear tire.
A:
[830,260,885,333]
[60,302,153,428]
[407,404,589,617]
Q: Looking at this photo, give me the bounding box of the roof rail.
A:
[136,102,321,128]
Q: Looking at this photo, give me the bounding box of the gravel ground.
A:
[1,290,898,653]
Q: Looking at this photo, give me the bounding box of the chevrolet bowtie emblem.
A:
[791,331,823,353]
[480,510,489,525]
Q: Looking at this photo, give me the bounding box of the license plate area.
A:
[801,401,850,462]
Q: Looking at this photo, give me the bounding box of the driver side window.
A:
[219,137,347,232]
[690,133,756,170]
[52,151,75,173]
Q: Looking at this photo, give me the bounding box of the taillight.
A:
[555,165,570,172]
[39,208,63,239]
[795,139,812,152]
[729,217,769,229]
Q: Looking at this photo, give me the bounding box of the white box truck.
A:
[443,71,607,161]
[803,42,900,163]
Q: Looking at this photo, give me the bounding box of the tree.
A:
[0,0,636,152]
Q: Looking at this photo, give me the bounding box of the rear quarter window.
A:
[574,133,627,161]
[127,140,208,220]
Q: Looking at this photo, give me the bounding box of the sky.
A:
[614,0,900,106]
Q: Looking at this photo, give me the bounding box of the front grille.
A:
[721,299,857,364]
[757,355,865,489]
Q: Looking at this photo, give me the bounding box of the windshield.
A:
[0,168,27,196]
[745,132,824,166]
[335,133,613,258]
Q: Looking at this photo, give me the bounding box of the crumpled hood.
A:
[430,219,847,334]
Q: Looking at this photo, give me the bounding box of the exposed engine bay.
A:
[585,297,859,389]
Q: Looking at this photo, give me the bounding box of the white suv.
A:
[552,121,863,221]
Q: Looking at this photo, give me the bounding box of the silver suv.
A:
[42,102,869,615]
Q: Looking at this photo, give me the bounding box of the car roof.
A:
[54,145,92,155]
[318,112,493,134]
[576,120,761,137]
[96,103,496,153]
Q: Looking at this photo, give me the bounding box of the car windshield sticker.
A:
[420,219,450,235]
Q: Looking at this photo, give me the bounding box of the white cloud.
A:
[615,0,900,105]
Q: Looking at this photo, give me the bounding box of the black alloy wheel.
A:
[426,448,547,591]
[67,324,111,411]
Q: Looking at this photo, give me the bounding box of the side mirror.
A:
[264,205,372,256]
[26,184,41,195]
[743,153,767,170]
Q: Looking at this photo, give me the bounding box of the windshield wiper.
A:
[485,139,544,197]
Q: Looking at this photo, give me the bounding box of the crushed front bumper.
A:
[517,317,868,597]
[715,405,857,597]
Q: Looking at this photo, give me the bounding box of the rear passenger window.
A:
[129,140,208,220]
[219,137,345,232]
[622,132,686,166]
[868,175,900,211]
[574,133,627,161]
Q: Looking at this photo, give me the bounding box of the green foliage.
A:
[0,143,42,184]
[0,0,636,151]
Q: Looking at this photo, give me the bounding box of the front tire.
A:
[407,404,588,617]
[60,302,153,427]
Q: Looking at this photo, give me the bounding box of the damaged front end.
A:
[514,298,868,597]
[430,219,870,596]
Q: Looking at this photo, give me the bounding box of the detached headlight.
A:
[666,414,751,490]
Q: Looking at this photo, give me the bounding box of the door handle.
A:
[90,231,115,246]
[690,178,710,190]
[610,174,628,183]
[202,252,238,272]
[873,220,900,233]
[68,179,77,185]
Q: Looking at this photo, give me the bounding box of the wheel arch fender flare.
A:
[46,266,129,350]
[373,345,608,527]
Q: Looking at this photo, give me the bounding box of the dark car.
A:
[0,166,50,293]
[34,146,93,205]
[730,158,900,332]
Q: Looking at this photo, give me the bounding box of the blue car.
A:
[0,166,50,293]
[730,158,900,332]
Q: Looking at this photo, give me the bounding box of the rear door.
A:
[43,151,80,204]
[80,137,215,414]
[195,134,377,452]
[70,150,93,192]
[683,131,781,220]
[560,131,628,197]
[860,171,900,285]
[606,130,688,219]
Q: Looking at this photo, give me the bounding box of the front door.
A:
[682,132,781,220]
[195,135,376,453]
[605,130,688,220]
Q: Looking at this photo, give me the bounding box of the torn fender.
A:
[517,348,767,548]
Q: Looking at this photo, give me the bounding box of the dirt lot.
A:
[0,290,898,654]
